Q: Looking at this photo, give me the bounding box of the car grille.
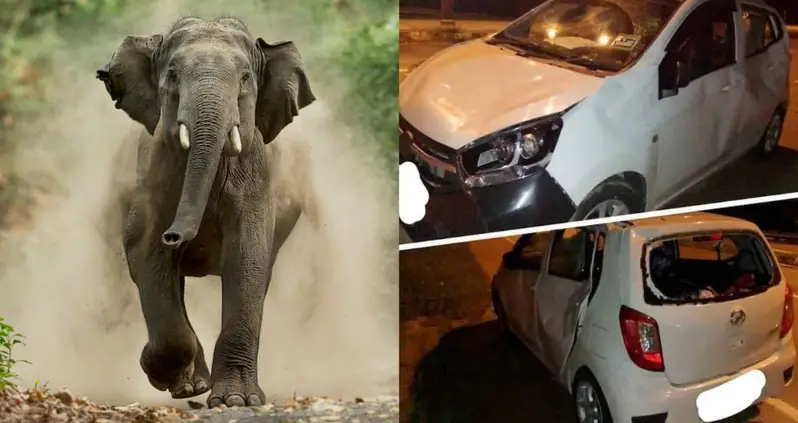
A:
[399,116,457,164]
[399,116,460,191]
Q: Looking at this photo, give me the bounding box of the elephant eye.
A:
[241,72,251,83]
[166,68,178,83]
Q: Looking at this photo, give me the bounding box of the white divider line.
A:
[765,398,798,421]
[400,191,798,251]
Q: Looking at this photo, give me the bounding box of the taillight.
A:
[780,285,794,339]
[619,306,664,372]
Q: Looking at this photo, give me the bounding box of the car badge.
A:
[730,309,746,326]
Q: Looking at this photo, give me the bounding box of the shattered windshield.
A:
[490,0,683,72]
[644,232,779,305]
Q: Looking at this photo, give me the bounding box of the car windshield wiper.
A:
[561,55,615,71]
[488,35,561,60]
[490,36,616,71]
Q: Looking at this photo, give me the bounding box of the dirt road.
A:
[0,389,399,422]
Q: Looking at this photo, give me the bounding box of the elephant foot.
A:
[207,374,265,408]
[169,354,212,399]
[140,334,210,399]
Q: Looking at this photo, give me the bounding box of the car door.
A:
[652,0,742,203]
[533,227,596,377]
[492,232,554,355]
[738,5,788,148]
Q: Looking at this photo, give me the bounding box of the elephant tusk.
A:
[230,126,242,154]
[179,124,190,150]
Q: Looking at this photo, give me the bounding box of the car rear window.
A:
[642,231,781,305]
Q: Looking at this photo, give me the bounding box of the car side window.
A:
[741,6,779,57]
[665,0,737,83]
[512,232,555,270]
[547,228,594,282]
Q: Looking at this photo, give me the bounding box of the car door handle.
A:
[721,84,733,92]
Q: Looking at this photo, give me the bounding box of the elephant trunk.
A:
[161,91,227,248]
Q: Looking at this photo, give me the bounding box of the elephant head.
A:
[96,17,315,247]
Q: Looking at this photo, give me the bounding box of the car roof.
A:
[612,212,762,240]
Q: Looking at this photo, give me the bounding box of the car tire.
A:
[573,371,614,423]
[757,109,786,156]
[571,179,643,222]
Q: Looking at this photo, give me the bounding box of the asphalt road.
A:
[400,237,798,423]
[399,41,798,214]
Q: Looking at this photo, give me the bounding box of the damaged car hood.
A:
[399,40,606,150]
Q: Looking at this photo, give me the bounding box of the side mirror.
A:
[659,50,690,98]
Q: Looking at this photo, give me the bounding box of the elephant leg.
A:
[207,207,273,408]
[169,275,212,399]
[269,200,300,268]
[124,203,200,395]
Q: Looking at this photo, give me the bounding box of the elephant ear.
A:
[96,35,163,135]
[255,39,316,144]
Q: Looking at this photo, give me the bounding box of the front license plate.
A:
[695,370,765,422]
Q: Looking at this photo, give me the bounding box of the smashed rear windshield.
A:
[643,231,780,305]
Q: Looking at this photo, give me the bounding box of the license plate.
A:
[696,370,765,422]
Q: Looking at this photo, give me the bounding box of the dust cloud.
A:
[0,0,397,407]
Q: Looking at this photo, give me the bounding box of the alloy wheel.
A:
[584,199,630,220]
[575,381,604,423]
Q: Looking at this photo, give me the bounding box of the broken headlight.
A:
[456,114,564,188]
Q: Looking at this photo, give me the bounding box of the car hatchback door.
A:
[639,231,786,386]
[533,227,596,377]
[653,0,742,202]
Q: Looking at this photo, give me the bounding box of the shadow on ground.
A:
[407,321,576,423]
[405,320,767,423]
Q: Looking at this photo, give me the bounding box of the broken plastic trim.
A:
[639,229,782,306]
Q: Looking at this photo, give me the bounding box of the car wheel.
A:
[573,372,614,423]
[758,109,785,155]
[571,180,642,221]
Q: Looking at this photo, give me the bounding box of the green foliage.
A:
[0,317,28,390]
[333,14,399,153]
[258,0,398,152]
[0,0,397,158]
[0,0,130,124]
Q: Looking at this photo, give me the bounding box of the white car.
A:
[399,0,790,241]
[492,213,795,423]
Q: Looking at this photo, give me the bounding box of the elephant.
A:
[95,16,315,408]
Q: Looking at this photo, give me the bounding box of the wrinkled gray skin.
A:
[95,17,314,408]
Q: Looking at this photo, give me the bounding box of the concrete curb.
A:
[402,24,798,44]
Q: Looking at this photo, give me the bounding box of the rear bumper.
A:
[604,337,796,423]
